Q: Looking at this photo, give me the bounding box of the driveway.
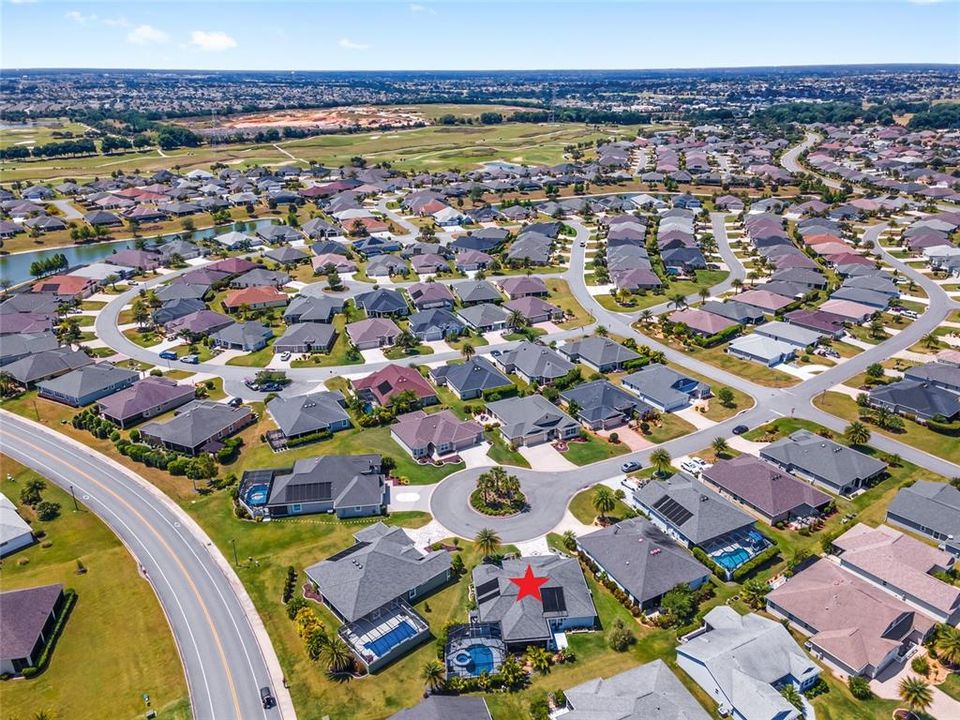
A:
[595,426,652,451]
[387,482,436,513]
[870,650,960,720]
[360,347,388,363]
[675,406,718,431]
[518,443,577,471]
[459,442,495,469]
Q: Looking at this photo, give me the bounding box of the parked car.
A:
[280,351,291,361]
[228,397,244,408]
[680,459,701,475]
[181,354,199,364]
[621,460,642,473]
[901,309,919,319]
[159,350,178,360]
[732,424,748,435]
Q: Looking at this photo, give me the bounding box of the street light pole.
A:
[230,538,239,566]
[69,484,79,511]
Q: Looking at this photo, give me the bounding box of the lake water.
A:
[0,219,277,286]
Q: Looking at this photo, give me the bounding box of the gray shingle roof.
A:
[577,518,709,606]
[430,357,512,396]
[560,336,640,369]
[496,341,574,382]
[472,555,597,644]
[305,523,450,622]
[486,394,579,441]
[634,477,755,545]
[760,430,887,489]
[0,584,64,659]
[140,401,253,450]
[267,391,349,437]
[564,658,711,720]
[37,362,137,400]
[560,380,652,426]
[266,454,383,510]
[388,696,491,720]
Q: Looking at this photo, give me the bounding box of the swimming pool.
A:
[244,483,270,507]
[364,621,417,657]
[714,548,750,570]
[452,644,495,676]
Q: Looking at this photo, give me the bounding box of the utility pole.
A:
[230,538,239,566]
[69,485,79,511]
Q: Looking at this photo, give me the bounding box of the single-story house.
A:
[457,303,510,333]
[429,357,513,400]
[97,376,195,428]
[351,364,438,408]
[283,295,343,324]
[503,296,564,325]
[701,455,832,525]
[560,379,652,430]
[273,323,337,354]
[620,363,710,412]
[472,555,598,650]
[677,606,820,720]
[760,429,887,496]
[408,308,464,342]
[494,341,574,385]
[559,336,640,373]
[869,379,960,422]
[727,334,797,367]
[453,280,503,307]
[486,394,580,447]
[577,517,709,611]
[266,391,351,440]
[766,559,935,678]
[406,282,454,311]
[355,288,409,318]
[0,584,68,676]
[668,308,739,338]
[211,321,274,352]
[753,321,823,350]
[222,286,289,313]
[391,409,484,460]
[886,481,960,557]
[345,317,401,349]
[140,401,255,455]
[0,492,35,558]
[37,362,138,407]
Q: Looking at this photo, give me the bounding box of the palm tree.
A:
[898,676,933,718]
[640,309,653,325]
[592,485,616,523]
[561,529,578,551]
[923,332,940,350]
[669,293,687,310]
[742,578,770,610]
[936,624,960,666]
[650,448,672,477]
[732,278,744,293]
[319,633,354,674]
[711,437,729,458]
[460,342,475,360]
[508,310,527,332]
[698,287,710,305]
[475,528,501,558]
[421,660,446,693]
[525,646,552,674]
[779,684,803,713]
[596,325,608,337]
[844,421,871,447]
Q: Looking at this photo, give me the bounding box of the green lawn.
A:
[661,362,755,422]
[939,672,960,703]
[225,340,277,367]
[122,327,162,347]
[562,433,630,466]
[384,344,435,361]
[229,423,462,486]
[593,270,729,312]
[545,278,594,329]
[644,412,698,444]
[290,316,364,368]
[813,391,960,464]
[568,487,637,525]
[484,429,531,468]
[0,457,189,720]
[686,344,800,388]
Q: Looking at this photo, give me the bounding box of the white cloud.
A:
[127,24,170,46]
[102,17,131,28]
[338,37,370,51]
[409,3,436,14]
[190,30,238,52]
[65,10,96,24]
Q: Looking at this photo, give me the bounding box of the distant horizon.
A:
[5,62,960,74]
[3,1,958,71]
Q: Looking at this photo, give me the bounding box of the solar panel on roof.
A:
[475,578,500,604]
[326,541,369,562]
[541,586,567,613]
[653,495,693,526]
[287,482,332,503]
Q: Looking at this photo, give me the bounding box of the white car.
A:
[680,460,700,475]
[280,351,292,361]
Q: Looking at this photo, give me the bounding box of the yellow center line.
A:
[12,432,243,719]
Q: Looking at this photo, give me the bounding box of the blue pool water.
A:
[365,621,417,657]
[714,548,750,570]
[244,484,270,507]
[456,644,495,676]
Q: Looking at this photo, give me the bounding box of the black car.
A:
[732,425,748,435]
[260,686,275,709]
[228,397,244,408]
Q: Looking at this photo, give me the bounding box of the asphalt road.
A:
[0,411,293,720]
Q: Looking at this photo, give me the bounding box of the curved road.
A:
[0,411,294,720]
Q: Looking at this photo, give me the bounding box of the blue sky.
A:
[2,1,959,70]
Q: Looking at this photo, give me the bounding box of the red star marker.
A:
[509,564,550,603]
